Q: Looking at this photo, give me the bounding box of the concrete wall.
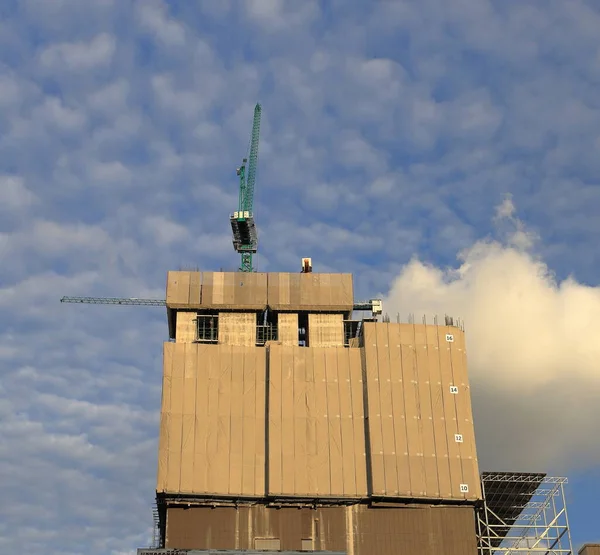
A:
[164,504,478,555]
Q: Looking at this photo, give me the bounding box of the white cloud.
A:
[0,176,38,210]
[39,33,117,71]
[142,215,189,246]
[383,198,600,472]
[136,0,186,46]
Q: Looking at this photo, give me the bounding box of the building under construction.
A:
[61,105,582,553]
[130,268,574,555]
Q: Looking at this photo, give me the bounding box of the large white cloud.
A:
[383,197,600,472]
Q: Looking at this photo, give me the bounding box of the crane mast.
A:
[59,102,385,316]
[230,103,262,272]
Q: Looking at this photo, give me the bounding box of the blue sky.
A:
[1,0,599,552]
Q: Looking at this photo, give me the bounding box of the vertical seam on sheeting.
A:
[264,346,270,497]
[278,348,283,495]
[347,349,357,496]
[375,327,386,495]
[411,323,424,496]
[191,343,199,494]
[382,323,398,496]
[437,327,452,498]
[399,337,412,496]
[165,342,174,492]
[424,325,440,498]
[240,345,247,496]
[386,324,399,496]
[359,338,373,497]
[335,347,346,496]
[227,346,234,496]
[323,348,332,497]
[292,346,297,496]
[177,343,186,492]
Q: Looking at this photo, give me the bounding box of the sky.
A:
[0,0,599,553]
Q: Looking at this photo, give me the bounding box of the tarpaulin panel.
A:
[305,347,318,494]
[179,343,197,492]
[189,271,201,305]
[268,345,283,494]
[241,347,257,495]
[337,348,356,496]
[281,347,296,494]
[234,272,268,307]
[325,347,344,495]
[288,274,301,307]
[205,345,221,493]
[437,326,462,499]
[313,347,331,495]
[166,271,191,307]
[229,346,244,495]
[349,348,367,496]
[376,324,398,496]
[192,344,209,494]
[300,273,319,307]
[157,413,170,492]
[317,273,332,307]
[452,329,482,500]
[426,324,452,499]
[362,323,385,495]
[161,342,174,414]
[293,348,309,495]
[254,348,267,496]
[387,325,410,497]
[399,324,426,497]
[413,324,440,498]
[269,273,289,308]
[213,347,233,494]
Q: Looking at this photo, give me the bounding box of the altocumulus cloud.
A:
[384,197,600,472]
[1,0,600,552]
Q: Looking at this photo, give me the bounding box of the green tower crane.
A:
[230,103,262,272]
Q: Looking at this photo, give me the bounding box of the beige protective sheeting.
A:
[277,313,298,346]
[267,345,368,497]
[203,272,268,310]
[308,313,344,347]
[166,271,192,308]
[157,342,266,496]
[166,271,267,310]
[362,322,481,501]
[175,311,197,343]
[219,312,256,346]
[166,271,351,311]
[267,273,353,311]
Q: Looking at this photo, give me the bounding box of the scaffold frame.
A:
[477,472,573,554]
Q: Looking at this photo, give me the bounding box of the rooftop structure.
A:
[152,269,482,553]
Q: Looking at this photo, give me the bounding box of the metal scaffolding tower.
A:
[477,472,573,554]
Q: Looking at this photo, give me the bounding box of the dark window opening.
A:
[298,312,309,347]
[197,314,218,343]
[256,309,278,346]
[343,320,362,346]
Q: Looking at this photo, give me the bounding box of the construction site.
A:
[61,105,594,555]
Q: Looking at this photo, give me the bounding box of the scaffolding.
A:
[477,472,573,554]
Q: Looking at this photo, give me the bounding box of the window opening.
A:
[256,309,278,346]
[298,312,309,346]
[343,320,362,346]
[196,314,218,343]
